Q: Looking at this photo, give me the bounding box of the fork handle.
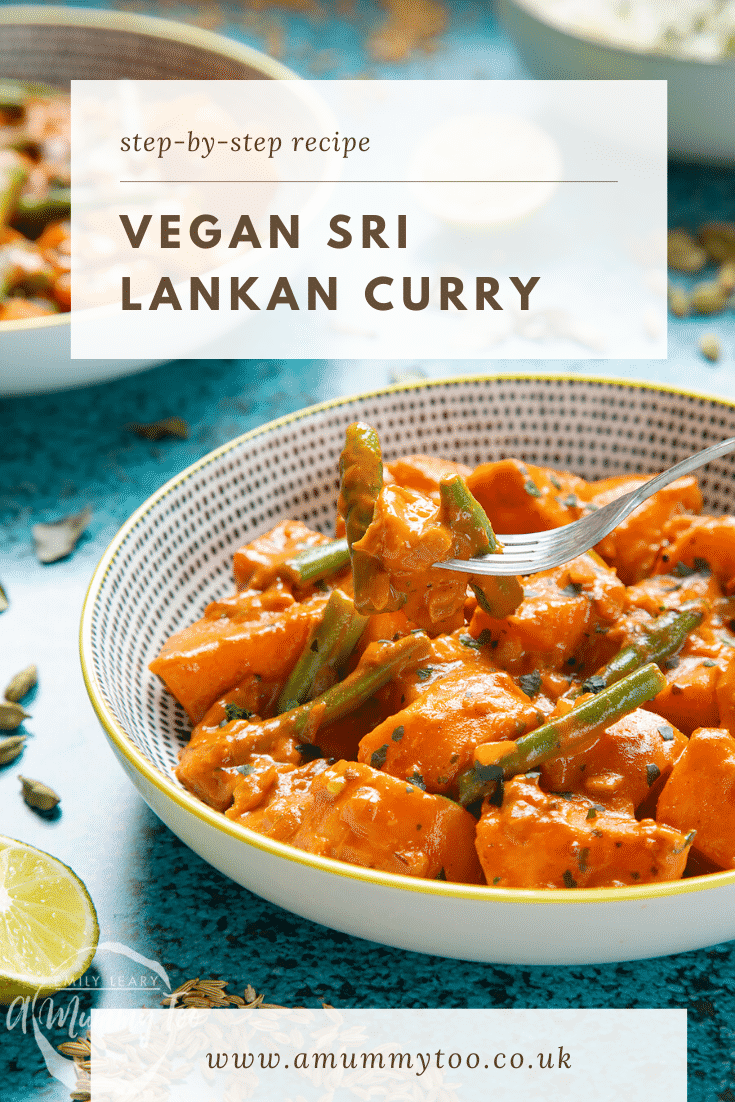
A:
[618,435,735,512]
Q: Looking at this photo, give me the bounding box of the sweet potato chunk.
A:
[150,593,327,723]
[653,515,735,589]
[467,459,587,534]
[541,708,687,812]
[644,654,721,735]
[476,774,692,889]
[358,667,540,795]
[468,553,625,674]
[386,454,472,500]
[235,759,484,883]
[582,475,702,585]
[233,519,332,590]
[657,728,735,868]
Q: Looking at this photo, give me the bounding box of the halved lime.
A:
[0,836,99,1003]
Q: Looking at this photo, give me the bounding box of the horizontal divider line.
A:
[118,178,619,184]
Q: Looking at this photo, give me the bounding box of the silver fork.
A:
[435,435,735,577]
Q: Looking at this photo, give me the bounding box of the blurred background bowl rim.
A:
[80,372,735,907]
[498,0,735,69]
[0,3,303,335]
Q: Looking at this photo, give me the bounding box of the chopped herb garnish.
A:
[630,871,640,881]
[562,494,579,508]
[581,674,606,695]
[222,702,254,724]
[702,659,717,668]
[694,557,711,575]
[436,867,447,880]
[476,628,494,647]
[586,807,597,820]
[524,479,542,498]
[555,791,574,801]
[416,667,434,681]
[459,633,481,649]
[562,870,578,889]
[236,764,254,776]
[407,771,426,790]
[391,725,405,741]
[674,561,696,577]
[646,763,661,787]
[594,624,609,634]
[549,475,562,490]
[519,669,542,698]
[296,743,324,762]
[658,725,675,742]
[664,655,680,670]
[561,581,584,597]
[578,847,590,873]
[370,745,388,770]
[492,876,502,884]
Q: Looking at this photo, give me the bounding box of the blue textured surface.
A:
[2,3,735,1100]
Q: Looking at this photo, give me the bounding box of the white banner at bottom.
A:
[90,1006,685,1101]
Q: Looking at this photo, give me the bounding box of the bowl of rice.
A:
[497,0,735,163]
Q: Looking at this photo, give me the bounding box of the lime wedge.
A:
[0,836,98,1003]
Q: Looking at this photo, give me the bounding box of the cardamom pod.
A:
[0,701,29,730]
[32,505,93,564]
[667,229,706,273]
[667,285,690,318]
[4,664,37,703]
[691,280,729,316]
[19,775,60,811]
[126,416,189,441]
[699,334,722,363]
[0,735,25,765]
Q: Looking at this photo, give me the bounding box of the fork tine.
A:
[437,435,735,577]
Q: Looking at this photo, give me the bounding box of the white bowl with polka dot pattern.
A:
[81,375,735,964]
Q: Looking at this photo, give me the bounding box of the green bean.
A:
[218,633,432,766]
[338,422,390,612]
[457,662,666,807]
[281,538,350,586]
[277,589,359,713]
[0,152,27,227]
[439,475,523,619]
[580,604,704,695]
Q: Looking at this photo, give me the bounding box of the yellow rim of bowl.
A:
[80,373,735,907]
[0,4,299,335]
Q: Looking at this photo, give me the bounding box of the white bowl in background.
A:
[0,5,326,396]
[497,0,735,164]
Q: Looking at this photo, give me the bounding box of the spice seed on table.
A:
[0,701,29,730]
[18,775,60,811]
[4,664,37,702]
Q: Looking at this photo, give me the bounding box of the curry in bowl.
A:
[150,421,735,890]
